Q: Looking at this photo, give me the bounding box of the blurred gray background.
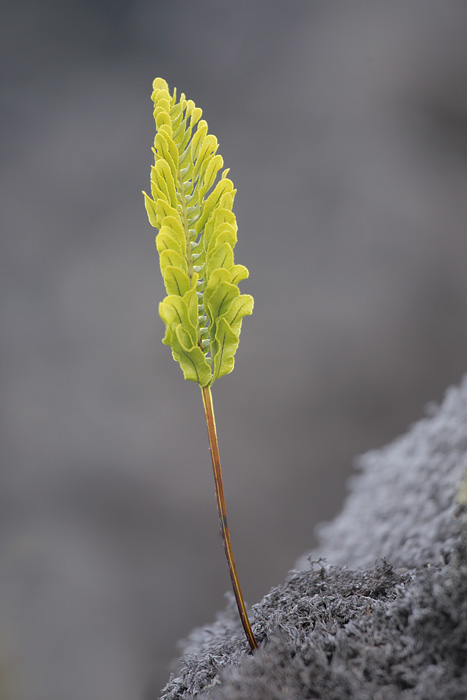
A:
[1,1,467,698]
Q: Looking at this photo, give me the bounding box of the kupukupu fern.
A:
[143,78,257,651]
[143,78,253,387]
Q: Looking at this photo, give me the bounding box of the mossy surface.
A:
[160,377,467,700]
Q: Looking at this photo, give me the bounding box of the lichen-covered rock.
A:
[160,376,467,700]
[298,375,467,571]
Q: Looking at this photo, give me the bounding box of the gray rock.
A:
[299,375,467,571]
[159,376,467,699]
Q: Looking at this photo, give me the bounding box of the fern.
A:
[143,78,258,651]
[143,77,253,387]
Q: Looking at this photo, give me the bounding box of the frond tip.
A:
[143,78,253,386]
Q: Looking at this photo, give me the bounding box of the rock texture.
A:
[300,377,467,571]
[159,377,467,700]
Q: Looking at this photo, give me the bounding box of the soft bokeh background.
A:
[1,1,467,698]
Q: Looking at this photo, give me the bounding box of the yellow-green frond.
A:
[143,78,253,386]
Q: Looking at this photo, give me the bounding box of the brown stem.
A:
[201,385,258,651]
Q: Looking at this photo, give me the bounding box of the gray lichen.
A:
[160,376,467,700]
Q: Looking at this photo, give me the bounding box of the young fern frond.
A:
[143,77,253,387]
[143,78,258,651]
